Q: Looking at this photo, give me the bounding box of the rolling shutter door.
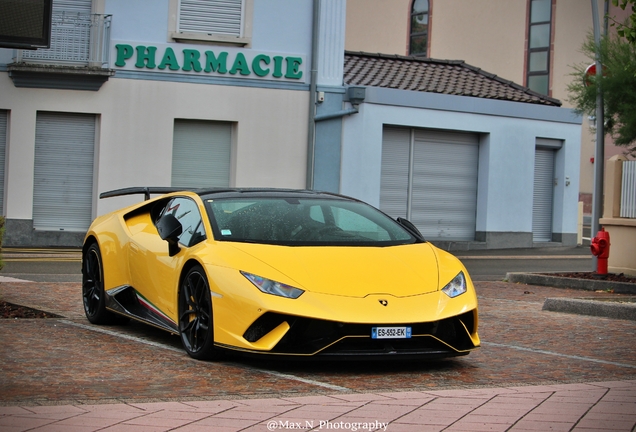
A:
[33,112,95,231]
[380,127,410,219]
[380,127,479,241]
[0,110,6,214]
[178,0,243,36]
[411,130,479,240]
[532,148,555,242]
[171,120,231,188]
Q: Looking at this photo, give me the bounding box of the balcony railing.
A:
[15,13,112,68]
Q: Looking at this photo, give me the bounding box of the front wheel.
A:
[179,265,218,360]
[82,242,124,325]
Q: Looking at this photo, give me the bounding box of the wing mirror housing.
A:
[157,214,182,256]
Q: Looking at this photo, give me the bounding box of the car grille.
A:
[243,310,477,356]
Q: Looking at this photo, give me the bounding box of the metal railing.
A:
[620,160,636,218]
[16,12,112,67]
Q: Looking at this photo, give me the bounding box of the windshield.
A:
[205,197,417,246]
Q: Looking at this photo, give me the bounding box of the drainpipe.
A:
[306,0,321,190]
[315,87,366,121]
[314,107,358,122]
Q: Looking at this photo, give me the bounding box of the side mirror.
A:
[156,214,182,256]
[397,217,425,242]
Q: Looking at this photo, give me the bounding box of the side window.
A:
[162,197,206,247]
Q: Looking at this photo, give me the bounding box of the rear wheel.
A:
[179,265,218,360]
[82,243,123,324]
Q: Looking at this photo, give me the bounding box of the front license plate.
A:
[371,326,412,339]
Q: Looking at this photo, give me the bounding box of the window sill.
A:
[170,31,250,47]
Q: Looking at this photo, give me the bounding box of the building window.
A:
[409,0,429,56]
[170,0,252,46]
[526,0,552,95]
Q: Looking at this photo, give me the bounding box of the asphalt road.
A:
[0,245,594,283]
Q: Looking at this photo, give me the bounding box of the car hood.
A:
[223,242,441,298]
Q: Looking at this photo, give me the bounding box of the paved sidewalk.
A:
[1,380,635,431]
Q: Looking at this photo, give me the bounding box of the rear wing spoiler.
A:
[99,187,195,201]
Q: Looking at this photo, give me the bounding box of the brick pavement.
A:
[0,280,635,431]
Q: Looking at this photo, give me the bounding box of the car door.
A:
[127,196,206,321]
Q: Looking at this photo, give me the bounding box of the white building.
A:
[0,0,581,249]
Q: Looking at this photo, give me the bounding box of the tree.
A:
[611,0,636,44]
[567,31,636,156]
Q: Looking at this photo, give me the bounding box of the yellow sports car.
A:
[82,187,479,360]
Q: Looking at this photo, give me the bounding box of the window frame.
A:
[525,0,553,95]
[167,0,253,46]
[409,0,430,57]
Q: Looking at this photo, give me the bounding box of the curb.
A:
[506,272,636,321]
[505,272,636,294]
[542,297,636,321]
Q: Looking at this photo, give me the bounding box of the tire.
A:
[82,242,124,325]
[179,265,218,360]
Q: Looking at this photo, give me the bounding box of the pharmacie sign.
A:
[112,42,305,82]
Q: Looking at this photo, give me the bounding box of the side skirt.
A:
[105,285,179,333]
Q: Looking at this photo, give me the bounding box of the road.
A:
[0,245,593,283]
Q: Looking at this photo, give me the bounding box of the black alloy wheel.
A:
[179,265,218,360]
[82,243,120,324]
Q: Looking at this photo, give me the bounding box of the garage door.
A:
[171,120,232,188]
[33,111,95,231]
[380,127,479,241]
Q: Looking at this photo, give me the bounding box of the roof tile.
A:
[343,52,561,106]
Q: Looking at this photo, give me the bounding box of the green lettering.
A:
[252,54,270,77]
[135,46,157,69]
[272,56,284,78]
[285,57,303,79]
[115,44,134,67]
[229,53,251,76]
[158,47,180,71]
[182,49,202,72]
[204,51,228,73]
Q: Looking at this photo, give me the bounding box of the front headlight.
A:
[241,271,304,299]
[441,271,467,298]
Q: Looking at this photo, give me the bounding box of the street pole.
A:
[590,0,605,271]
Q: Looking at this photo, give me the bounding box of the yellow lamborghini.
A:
[82,187,479,360]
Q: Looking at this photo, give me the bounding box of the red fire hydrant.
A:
[590,227,610,275]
